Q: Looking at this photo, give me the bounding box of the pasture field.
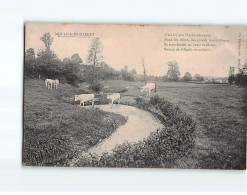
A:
[23,79,246,169]
[104,81,247,169]
[23,79,127,166]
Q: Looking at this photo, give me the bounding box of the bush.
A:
[89,82,103,93]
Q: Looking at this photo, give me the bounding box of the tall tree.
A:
[86,38,103,84]
[40,32,53,50]
[86,37,103,66]
[166,61,180,81]
[142,57,147,83]
[228,66,235,85]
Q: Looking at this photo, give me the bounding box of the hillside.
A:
[23,79,127,166]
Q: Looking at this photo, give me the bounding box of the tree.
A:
[36,49,61,79]
[40,32,53,50]
[228,66,235,85]
[194,74,204,81]
[62,57,81,86]
[183,72,192,81]
[166,61,180,81]
[26,48,35,58]
[86,38,103,85]
[71,53,83,64]
[142,57,147,83]
[25,48,36,78]
[130,68,137,75]
[120,65,135,81]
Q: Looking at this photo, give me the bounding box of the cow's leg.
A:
[92,100,94,107]
[83,102,85,107]
[118,98,120,105]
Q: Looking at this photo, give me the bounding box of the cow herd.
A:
[45,79,59,89]
[45,79,156,107]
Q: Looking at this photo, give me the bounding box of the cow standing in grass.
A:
[53,79,59,89]
[107,93,121,106]
[45,79,52,89]
[45,79,59,89]
[140,82,156,96]
[75,94,95,107]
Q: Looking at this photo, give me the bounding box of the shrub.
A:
[89,82,103,93]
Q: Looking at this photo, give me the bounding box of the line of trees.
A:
[164,60,204,82]
[228,65,247,87]
[25,33,139,88]
[28,33,242,88]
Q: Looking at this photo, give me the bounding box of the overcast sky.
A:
[25,23,247,77]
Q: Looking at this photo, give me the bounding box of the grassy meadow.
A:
[23,79,127,166]
[103,81,246,169]
[23,79,246,169]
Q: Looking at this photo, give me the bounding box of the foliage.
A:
[71,53,83,64]
[89,82,103,93]
[166,61,180,81]
[233,63,247,87]
[86,38,103,85]
[194,74,204,81]
[120,65,136,81]
[228,66,235,85]
[183,72,192,81]
[62,57,81,86]
[234,70,247,86]
[40,32,53,50]
[25,48,36,78]
[35,49,62,79]
[228,75,235,85]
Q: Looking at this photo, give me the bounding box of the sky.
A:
[25,23,247,77]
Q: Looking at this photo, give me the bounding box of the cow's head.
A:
[74,95,78,101]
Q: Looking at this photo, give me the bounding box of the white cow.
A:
[53,79,59,89]
[140,82,156,96]
[107,93,120,105]
[75,94,95,107]
[45,79,52,89]
[45,79,59,89]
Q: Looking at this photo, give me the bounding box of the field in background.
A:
[104,80,246,169]
[23,79,127,166]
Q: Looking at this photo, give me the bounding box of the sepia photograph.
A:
[23,23,246,169]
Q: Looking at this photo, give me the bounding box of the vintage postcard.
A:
[23,23,246,169]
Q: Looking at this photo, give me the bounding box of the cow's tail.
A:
[154,83,157,93]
